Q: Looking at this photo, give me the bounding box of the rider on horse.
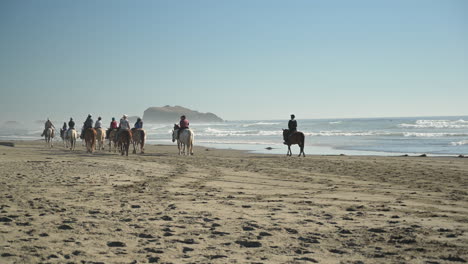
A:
[41,118,55,137]
[68,118,75,130]
[134,117,143,129]
[94,117,103,129]
[80,114,93,139]
[177,115,189,140]
[60,122,67,138]
[116,114,130,140]
[106,117,118,139]
[284,114,297,144]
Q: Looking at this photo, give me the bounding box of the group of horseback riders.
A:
[42,114,191,141]
[42,114,146,140]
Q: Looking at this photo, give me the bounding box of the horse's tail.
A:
[188,129,194,155]
[300,132,305,157]
[141,129,146,145]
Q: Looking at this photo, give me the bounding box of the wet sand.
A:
[0,141,467,263]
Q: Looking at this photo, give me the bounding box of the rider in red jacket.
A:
[178,115,189,139]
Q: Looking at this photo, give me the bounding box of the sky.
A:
[0,0,467,124]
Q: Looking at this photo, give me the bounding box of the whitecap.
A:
[398,119,468,129]
[451,140,468,146]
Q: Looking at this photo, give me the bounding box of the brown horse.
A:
[118,129,132,156]
[131,128,146,154]
[84,128,97,153]
[283,129,305,157]
[108,129,118,152]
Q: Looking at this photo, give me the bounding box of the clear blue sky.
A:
[0,0,467,123]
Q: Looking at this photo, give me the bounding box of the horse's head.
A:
[282,129,289,142]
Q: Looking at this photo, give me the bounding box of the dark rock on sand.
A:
[235,240,262,248]
[107,241,127,247]
[0,217,13,222]
[294,257,318,263]
[148,256,160,263]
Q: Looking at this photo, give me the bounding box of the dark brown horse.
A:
[283,129,305,157]
[118,129,132,156]
[84,128,97,153]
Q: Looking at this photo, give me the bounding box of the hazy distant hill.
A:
[143,105,223,123]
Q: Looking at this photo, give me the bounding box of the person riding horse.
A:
[284,114,297,144]
[177,115,189,140]
[116,114,130,140]
[106,117,118,139]
[68,118,75,131]
[94,117,103,129]
[60,122,67,139]
[41,118,55,137]
[134,117,143,129]
[80,114,93,139]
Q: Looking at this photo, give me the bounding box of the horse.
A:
[84,128,97,153]
[131,128,146,154]
[60,128,67,147]
[117,129,132,156]
[172,125,194,156]
[108,129,118,152]
[67,129,77,150]
[95,128,105,151]
[44,127,54,148]
[282,129,305,157]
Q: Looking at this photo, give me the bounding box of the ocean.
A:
[1,116,468,156]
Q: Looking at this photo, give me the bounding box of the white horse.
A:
[95,128,105,151]
[67,129,77,150]
[44,128,54,148]
[172,125,194,156]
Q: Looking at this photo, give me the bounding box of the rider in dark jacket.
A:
[284,114,297,144]
[288,114,297,133]
[68,118,75,129]
[80,114,93,139]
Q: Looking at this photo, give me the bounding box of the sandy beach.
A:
[0,141,467,264]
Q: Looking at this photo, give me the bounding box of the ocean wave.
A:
[398,119,468,129]
[198,128,281,137]
[403,132,468,137]
[451,140,468,146]
[197,139,281,145]
[242,122,280,127]
[329,121,342,124]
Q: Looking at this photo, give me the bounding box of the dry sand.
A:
[0,141,467,264]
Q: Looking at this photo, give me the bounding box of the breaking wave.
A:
[398,119,468,129]
[451,140,468,146]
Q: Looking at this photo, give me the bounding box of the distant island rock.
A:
[143,105,223,123]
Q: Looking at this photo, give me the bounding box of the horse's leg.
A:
[132,138,137,154]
